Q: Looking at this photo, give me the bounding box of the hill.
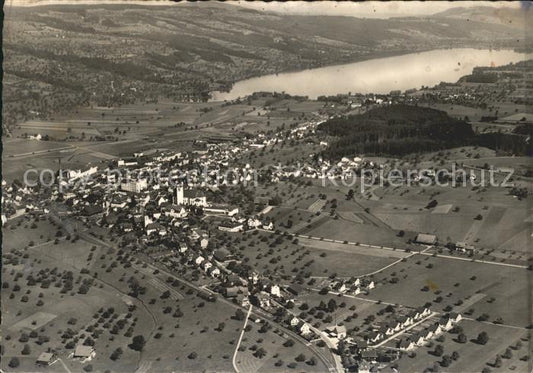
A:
[2,2,526,129]
[434,6,532,30]
[318,105,476,158]
[318,104,532,158]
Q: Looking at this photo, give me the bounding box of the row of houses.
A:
[365,307,432,345]
[397,313,462,351]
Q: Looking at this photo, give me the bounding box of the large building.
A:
[120,179,148,193]
[176,185,207,207]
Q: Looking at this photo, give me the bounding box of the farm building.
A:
[414,233,437,245]
[36,352,55,366]
[73,345,95,359]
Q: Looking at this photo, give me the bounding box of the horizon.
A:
[3,0,525,19]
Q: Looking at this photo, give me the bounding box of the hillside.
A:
[318,104,532,158]
[2,2,527,129]
[318,105,476,157]
[435,6,532,30]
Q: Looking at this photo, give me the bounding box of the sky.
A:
[4,0,524,19]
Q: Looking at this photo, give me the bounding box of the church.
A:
[176,185,207,207]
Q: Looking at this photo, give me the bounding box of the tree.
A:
[21,344,31,355]
[502,348,513,359]
[451,351,460,361]
[110,347,123,361]
[129,335,146,351]
[254,347,267,359]
[494,355,502,368]
[234,309,245,321]
[434,344,444,357]
[441,355,452,367]
[188,352,197,359]
[457,333,467,343]
[8,357,19,368]
[476,331,489,345]
[295,353,306,362]
[283,339,294,347]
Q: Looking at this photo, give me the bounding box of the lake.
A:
[210,48,530,101]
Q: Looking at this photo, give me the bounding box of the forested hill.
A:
[318,105,475,158]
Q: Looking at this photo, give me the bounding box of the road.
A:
[232,304,253,373]
[259,228,528,270]
[54,211,339,373]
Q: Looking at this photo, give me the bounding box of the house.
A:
[195,256,205,265]
[178,243,188,254]
[399,315,413,327]
[236,293,250,307]
[255,291,271,308]
[269,284,281,297]
[361,349,378,363]
[82,205,103,216]
[416,306,431,319]
[325,325,347,339]
[73,345,95,359]
[262,221,274,230]
[202,261,213,271]
[391,320,402,332]
[145,223,161,235]
[366,281,375,290]
[225,286,247,298]
[204,205,239,217]
[298,321,312,336]
[412,333,426,346]
[218,222,244,233]
[438,317,453,331]
[421,328,433,340]
[227,274,244,286]
[200,238,209,249]
[367,331,383,344]
[415,233,437,245]
[428,323,442,336]
[247,217,262,229]
[168,205,187,219]
[449,312,462,323]
[287,283,304,296]
[332,282,347,293]
[36,352,55,366]
[290,316,300,327]
[380,324,395,336]
[207,267,221,278]
[399,339,415,351]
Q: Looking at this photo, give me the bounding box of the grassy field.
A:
[395,319,530,373]
[360,255,531,328]
[235,319,328,373]
[230,230,398,280]
[1,215,239,373]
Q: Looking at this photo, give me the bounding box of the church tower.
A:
[176,184,184,205]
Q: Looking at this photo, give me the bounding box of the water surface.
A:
[211,49,530,101]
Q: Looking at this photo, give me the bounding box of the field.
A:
[229,230,399,280]
[360,254,531,328]
[395,319,530,373]
[234,319,328,373]
[1,215,237,372]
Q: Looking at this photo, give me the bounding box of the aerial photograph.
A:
[1,1,532,372]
